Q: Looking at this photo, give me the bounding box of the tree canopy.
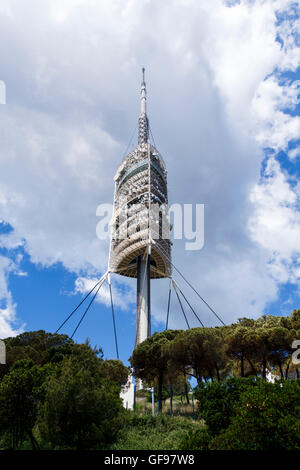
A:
[0,330,129,450]
[130,311,300,392]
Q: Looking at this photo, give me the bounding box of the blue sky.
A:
[0,0,300,365]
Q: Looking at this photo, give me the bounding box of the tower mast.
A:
[109,69,171,352]
[136,68,151,346]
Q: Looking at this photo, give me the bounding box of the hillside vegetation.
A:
[0,310,299,450]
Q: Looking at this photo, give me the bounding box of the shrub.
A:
[194,376,260,435]
[209,380,300,450]
[110,413,203,450]
[37,345,127,450]
[178,427,211,450]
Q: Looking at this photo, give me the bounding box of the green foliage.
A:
[130,330,182,412]
[145,385,169,403]
[225,325,257,376]
[100,359,130,388]
[209,380,300,450]
[194,376,260,435]
[0,359,52,449]
[0,330,130,450]
[178,427,211,450]
[0,308,300,451]
[155,313,300,384]
[37,344,127,450]
[167,327,229,384]
[225,315,299,379]
[183,379,300,450]
[145,382,190,404]
[1,330,74,380]
[129,330,182,381]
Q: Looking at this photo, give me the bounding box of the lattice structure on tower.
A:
[109,70,172,281]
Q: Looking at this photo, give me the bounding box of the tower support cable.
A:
[55,274,106,334]
[172,280,190,329]
[149,124,157,149]
[70,272,108,339]
[122,123,138,160]
[108,273,120,359]
[165,278,172,330]
[173,279,205,328]
[152,240,225,326]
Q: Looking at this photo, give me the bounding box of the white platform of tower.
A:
[109,69,172,348]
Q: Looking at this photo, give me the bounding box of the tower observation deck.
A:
[109,69,172,347]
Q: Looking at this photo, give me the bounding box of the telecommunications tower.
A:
[109,69,172,348]
[55,70,224,405]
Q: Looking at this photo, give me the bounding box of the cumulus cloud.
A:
[0,0,299,334]
[75,275,135,311]
[249,157,300,285]
[0,255,24,337]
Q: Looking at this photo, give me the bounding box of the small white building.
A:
[120,373,135,410]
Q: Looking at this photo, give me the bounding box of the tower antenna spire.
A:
[140,67,147,115]
[139,67,148,144]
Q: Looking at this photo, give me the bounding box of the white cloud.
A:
[249,157,300,284]
[0,255,24,337]
[288,147,300,160]
[75,275,135,311]
[0,229,24,250]
[201,0,282,121]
